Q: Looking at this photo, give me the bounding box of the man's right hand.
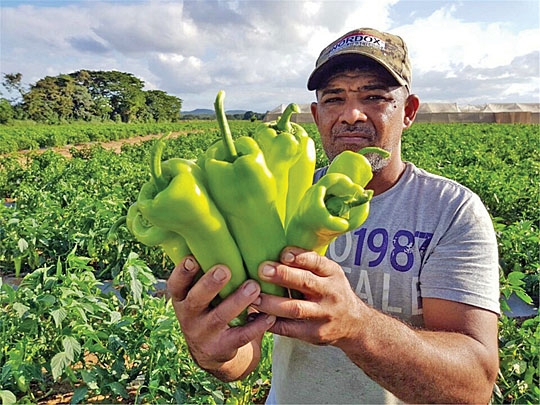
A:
[166,256,276,381]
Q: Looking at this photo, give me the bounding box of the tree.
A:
[243,111,255,121]
[9,70,183,123]
[2,73,25,101]
[0,98,14,123]
[71,70,146,122]
[145,90,182,122]
[23,75,89,122]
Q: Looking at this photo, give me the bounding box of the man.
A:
[167,28,500,404]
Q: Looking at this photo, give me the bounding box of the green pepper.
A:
[327,147,390,187]
[201,91,286,297]
[137,136,247,299]
[126,202,190,265]
[253,103,315,226]
[286,172,373,255]
[284,115,316,227]
[253,103,316,226]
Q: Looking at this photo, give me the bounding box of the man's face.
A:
[311,68,411,169]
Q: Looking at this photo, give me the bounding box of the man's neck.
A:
[367,158,406,196]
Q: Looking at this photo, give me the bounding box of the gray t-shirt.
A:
[267,162,500,404]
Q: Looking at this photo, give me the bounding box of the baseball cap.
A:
[307,28,411,91]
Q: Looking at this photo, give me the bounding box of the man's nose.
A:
[340,101,368,125]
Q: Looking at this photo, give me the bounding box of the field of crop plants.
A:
[0,120,538,404]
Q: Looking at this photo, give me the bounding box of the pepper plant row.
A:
[0,117,538,403]
[0,121,219,154]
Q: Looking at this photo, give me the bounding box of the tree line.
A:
[0,70,185,124]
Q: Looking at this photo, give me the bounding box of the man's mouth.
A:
[332,126,376,142]
[334,133,374,144]
[335,133,370,139]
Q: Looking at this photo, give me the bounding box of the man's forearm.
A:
[337,306,497,403]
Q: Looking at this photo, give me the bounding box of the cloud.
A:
[0,0,399,109]
[68,36,110,54]
[398,4,540,103]
[0,0,538,110]
[91,2,200,55]
[414,51,540,103]
[150,53,211,93]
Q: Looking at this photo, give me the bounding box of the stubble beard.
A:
[364,151,390,173]
[329,124,390,173]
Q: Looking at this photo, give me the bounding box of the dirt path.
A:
[10,130,193,160]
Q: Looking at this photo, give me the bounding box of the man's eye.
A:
[323,97,342,104]
[366,95,385,100]
[366,94,393,102]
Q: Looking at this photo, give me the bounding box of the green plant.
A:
[494,312,539,404]
[0,248,273,403]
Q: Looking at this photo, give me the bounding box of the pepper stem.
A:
[214,90,238,162]
[325,190,373,217]
[106,215,127,242]
[357,146,391,158]
[276,103,300,133]
[150,133,169,192]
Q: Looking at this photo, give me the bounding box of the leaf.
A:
[521,316,539,328]
[108,381,129,398]
[62,336,81,362]
[515,290,533,305]
[81,369,99,390]
[508,271,526,285]
[13,257,22,277]
[71,386,88,404]
[499,299,511,313]
[13,302,30,318]
[51,307,67,328]
[127,264,143,304]
[7,218,19,226]
[17,238,29,253]
[19,318,37,333]
[109,310,121,323]
[51,351,71,380]
[75,306,88,323]
[55,256,63,277]
[511,360,527,375]
[0,390,17,405]
[0,282,16,303]
[173,389,189,404]
[38,293,57,306]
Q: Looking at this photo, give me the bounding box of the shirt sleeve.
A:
[419,193,501,315]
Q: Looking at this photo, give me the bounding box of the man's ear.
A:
[403,94,420,129]
[310,101,319,126]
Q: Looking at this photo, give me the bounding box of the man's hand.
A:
[251,247,364,346]
[167,256,276,381]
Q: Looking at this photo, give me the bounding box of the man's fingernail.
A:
[282,251,295,263]
[243,281,258,296]
[184,257,197,272]
[213,267,227,281]
[266,315,276,325]
[252,296,262,306]
[262,264,276,277]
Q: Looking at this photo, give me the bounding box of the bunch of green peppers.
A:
[124,90,387,324]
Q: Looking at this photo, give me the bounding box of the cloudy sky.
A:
[1,0,539,112]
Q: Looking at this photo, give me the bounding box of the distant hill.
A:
[183,109,213,116]
[182,108,249,116]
